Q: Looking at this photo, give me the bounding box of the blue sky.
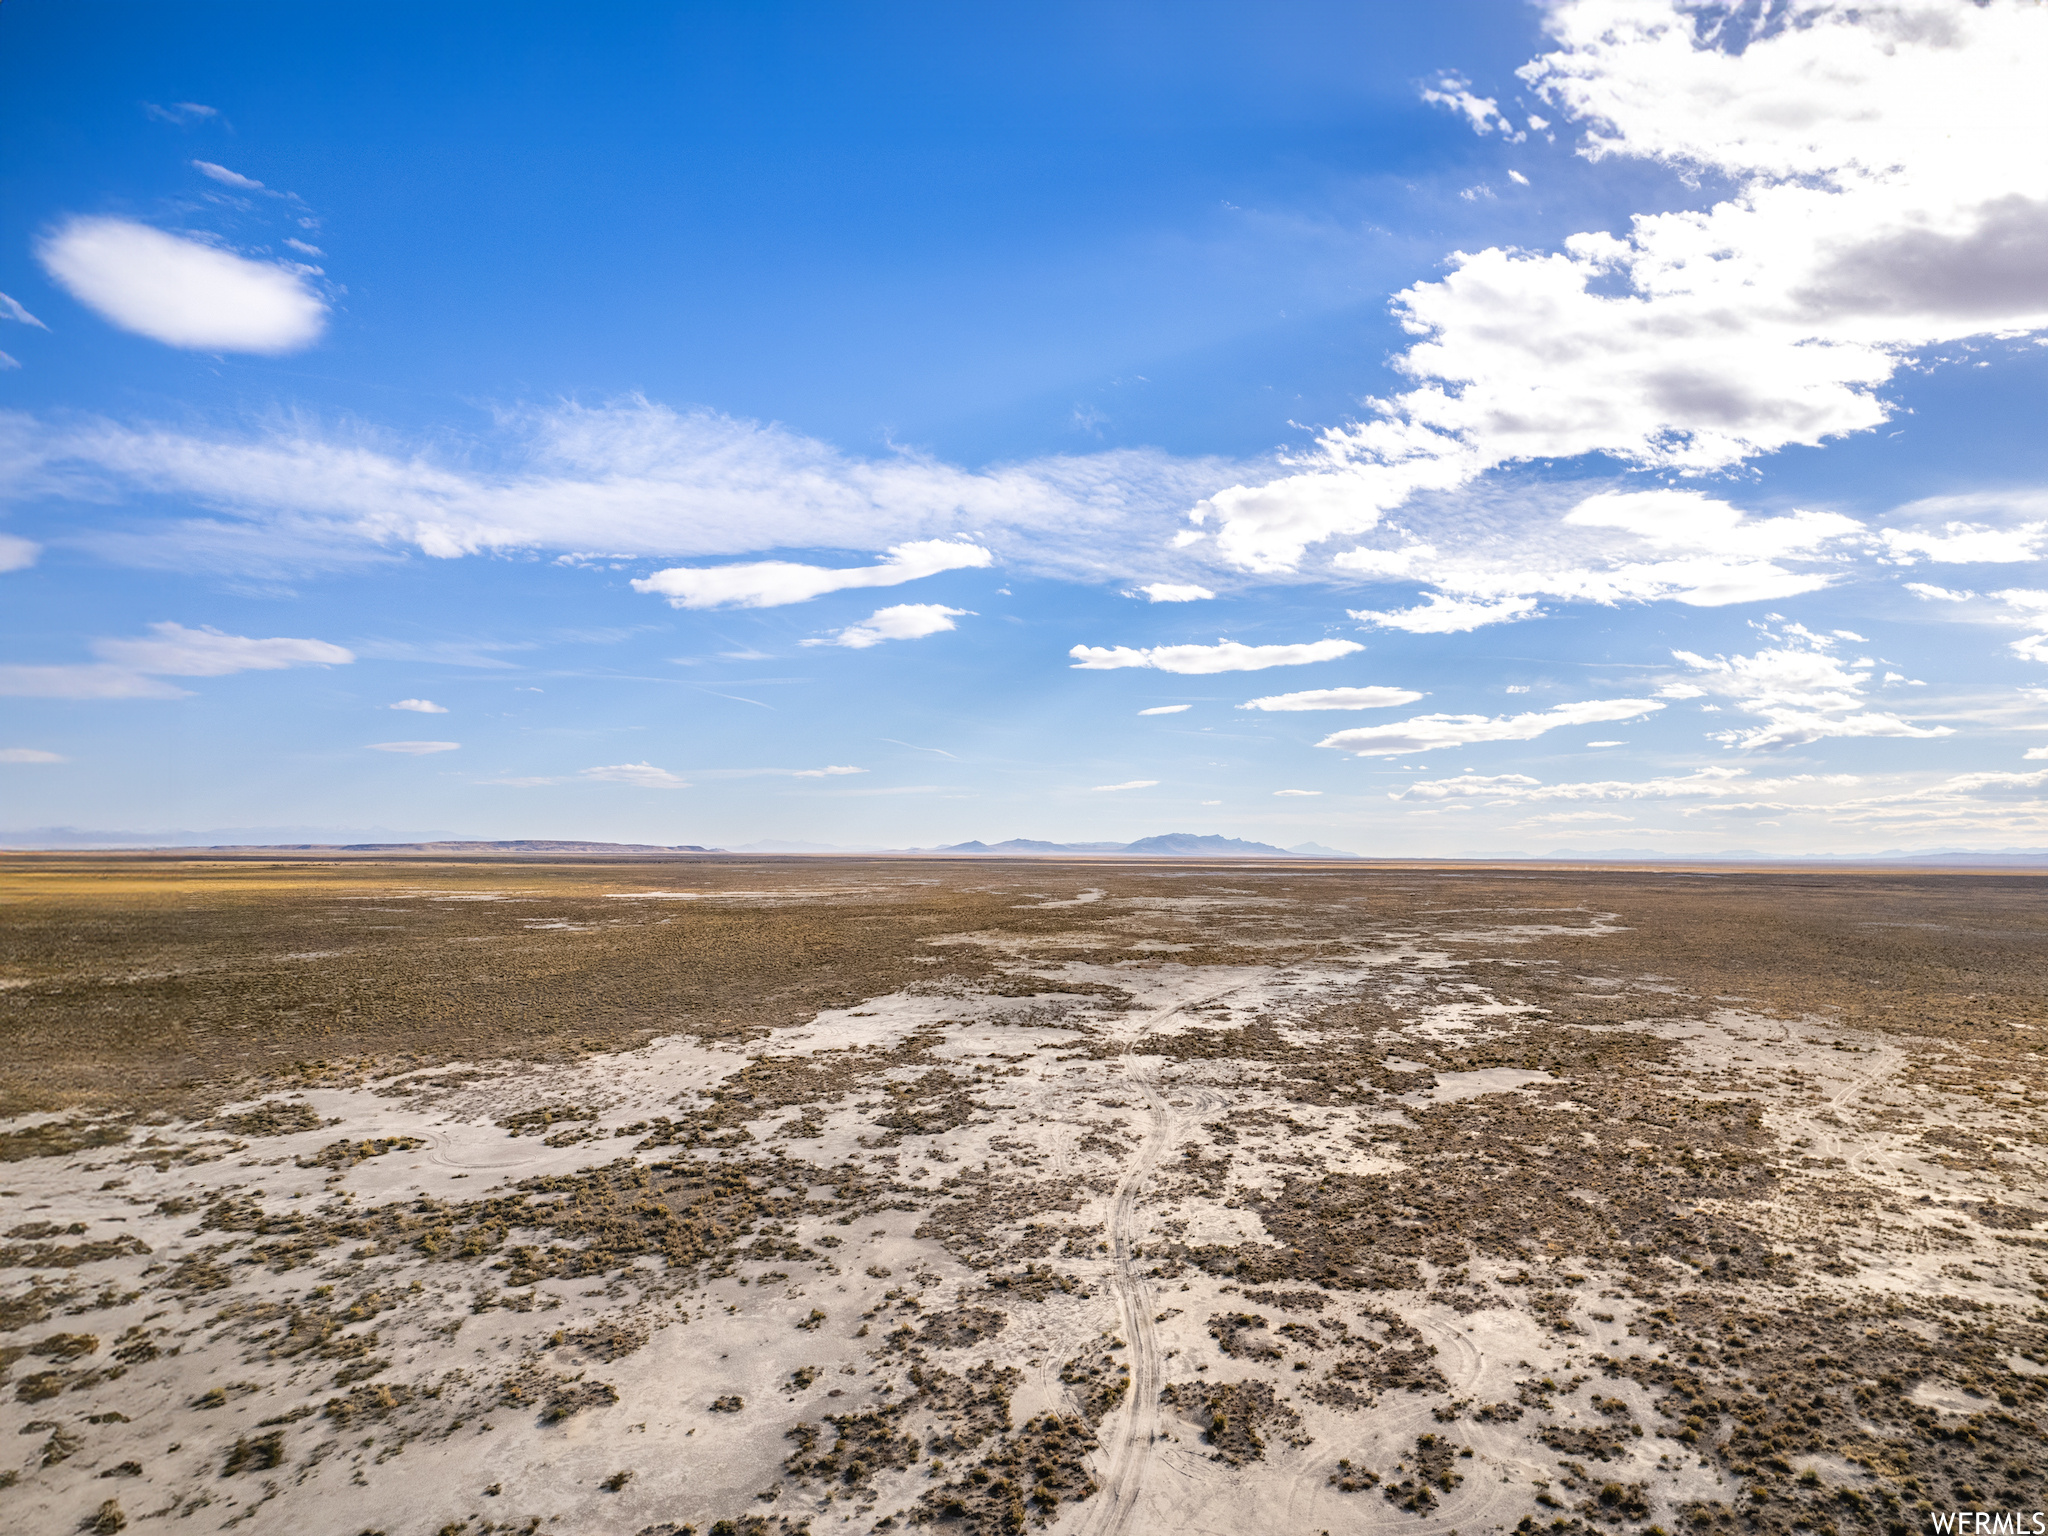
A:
[4,0,2047,854]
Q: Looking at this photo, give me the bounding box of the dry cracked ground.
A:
[1,854,2045,1536]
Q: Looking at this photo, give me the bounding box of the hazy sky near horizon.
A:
[4,0,2048,854]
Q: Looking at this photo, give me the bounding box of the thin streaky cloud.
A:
[192,160,264,190]
[1319,699,1663,757]
[880,738,958,759]
[144,102,218,124]
[0,293,48,329]
[0,534,40,572]
[635,540,991,610]
[1070,638,1362,674]
[1239,686,1424,712]
[577,761,689,789]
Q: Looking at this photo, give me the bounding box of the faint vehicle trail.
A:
[1078,986,1241,1536]
[1810,1039,1906,1163]
[1278,1313,1495,1532]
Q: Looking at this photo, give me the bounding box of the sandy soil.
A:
[1,857,2044,1536]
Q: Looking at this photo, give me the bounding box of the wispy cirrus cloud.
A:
[0,622,353,699]
[1069,638,1361,674]
[1392,766,1856,803]
[192,160,265,191]
[1092,779,1158,791]
[0,292,48,330]
[483,761,688,787]
[1803,767,2048,836]
[389,698,447,714]
[144,102,218,125]
[368,740,459,755]
[2,398,1245,578]
[92,622,352,676]
[577,762,689,788]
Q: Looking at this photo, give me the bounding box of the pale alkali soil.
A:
[0,856,2043,1536]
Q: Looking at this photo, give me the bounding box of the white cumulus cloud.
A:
[1351,594,1542,634]
[1880,521,2048,565]
[1069,638,1362,674]
[35,216,327,353]
[802,603,972,650]
[1238,686,1425,712]
[1994,589,2048,663]
[1670,620,1954,750]
[1131,583,1215,602]
[1319,698,1662,757]
[389,698,447,714]
[1905,583,1976,603]
[633,539,991,609]
[1421,75,1522,138]
[1273,788,1322,797]
[1188,0,2048,573]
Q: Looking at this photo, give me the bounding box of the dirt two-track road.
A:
[1,854,2044,1536]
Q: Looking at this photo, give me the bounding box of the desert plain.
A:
[0,853,2043,1536]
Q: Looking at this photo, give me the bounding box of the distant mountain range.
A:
[7,828,2041,865]
[0,824,476,848]
[929,833,1363,858]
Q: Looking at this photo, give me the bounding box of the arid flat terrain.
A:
[1,855,2043,1536]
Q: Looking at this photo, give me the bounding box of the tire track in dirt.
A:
[1808,1039,1906,1165]
[1077,985,1247,1536]
[1279,1312,1496,1532]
